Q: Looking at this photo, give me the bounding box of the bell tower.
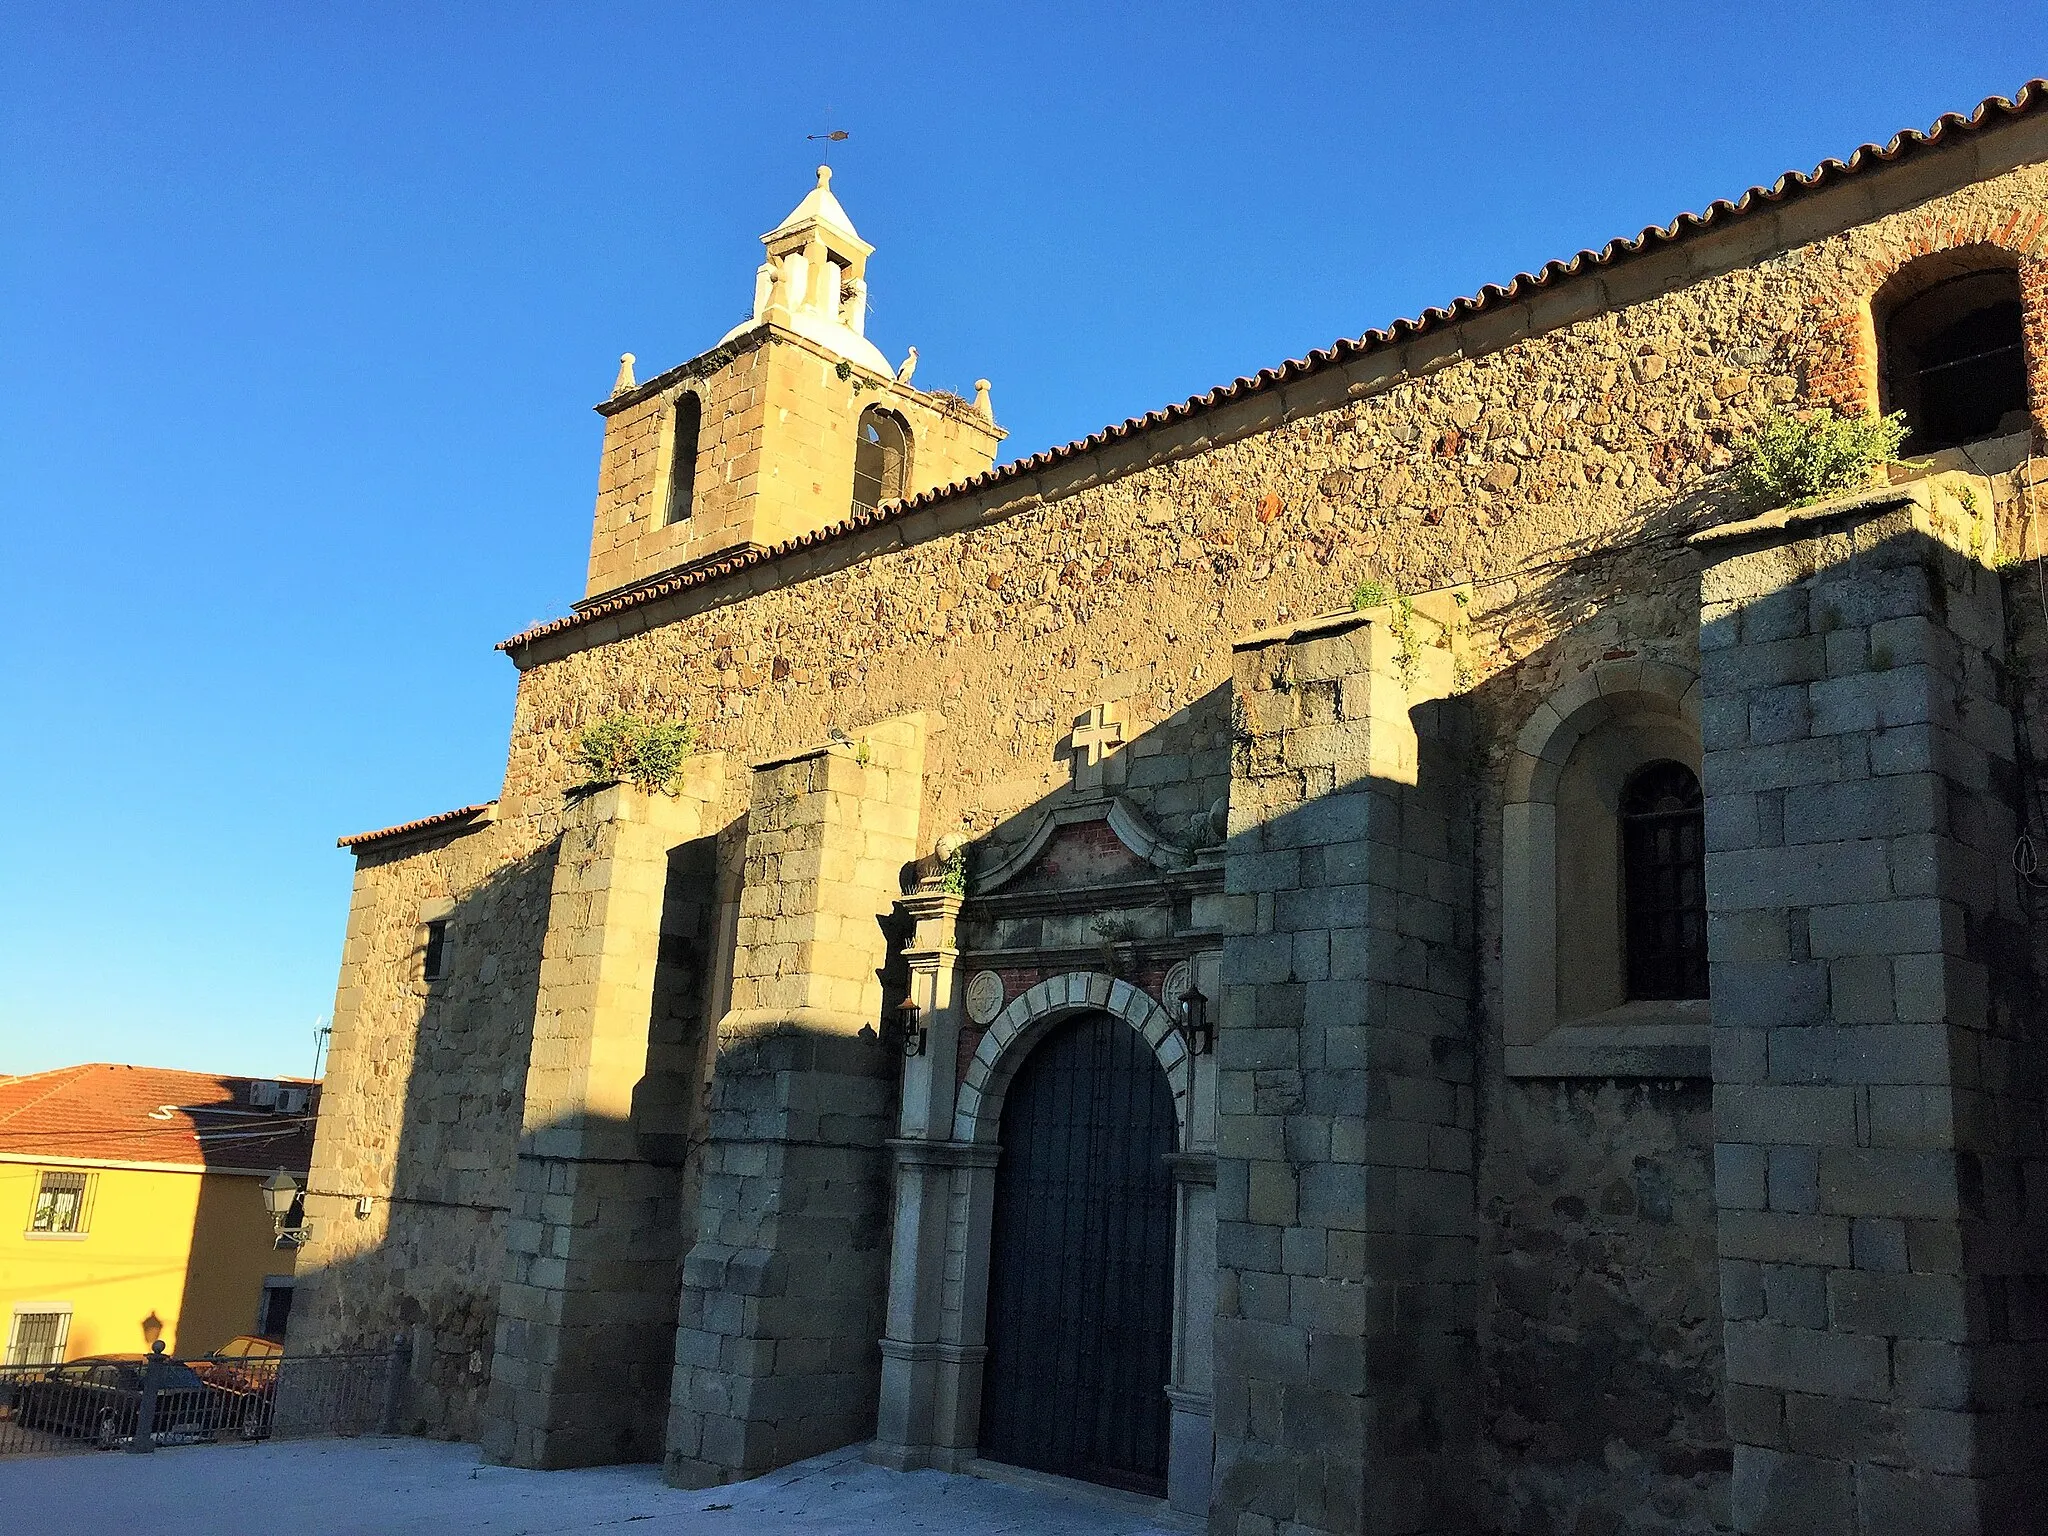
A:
[731,165,888,376]
[580,168,1006,605]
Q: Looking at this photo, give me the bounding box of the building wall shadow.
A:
[288,816,736,1448]
[174,1096,303,1356]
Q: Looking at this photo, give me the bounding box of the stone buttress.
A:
[1696,475,2047,1534]
[662,715,928,1487]
[1211,600,1480,1536]
[485,758,726,1468]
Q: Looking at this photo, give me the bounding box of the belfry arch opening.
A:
[852,406,909,515]
[664,393,701,525]
[1877,257,2030,453]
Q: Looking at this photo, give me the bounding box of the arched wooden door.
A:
[979,1010,1177,1495]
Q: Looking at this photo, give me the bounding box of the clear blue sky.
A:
[3,6,2043,1079]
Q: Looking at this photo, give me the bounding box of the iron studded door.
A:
[979,1010,1177,1494]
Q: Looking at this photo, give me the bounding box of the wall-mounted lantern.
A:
[262,1168,313,1248]
[1177,982,1212,1057]
[893,997,927,1058]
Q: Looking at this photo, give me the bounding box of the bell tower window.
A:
[1879,265,2029,453]
[1621,761,1707,1002]
[664,394,700,526]
[852,407,909,515]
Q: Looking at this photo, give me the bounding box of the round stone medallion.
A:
[1161,960,1193,1014]
[964,970,1006,1026]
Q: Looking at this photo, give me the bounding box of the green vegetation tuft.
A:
[577,713,697,791]
[939,845,970,894]
[1733,407,1914,508]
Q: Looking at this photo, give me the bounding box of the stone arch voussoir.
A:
[1504,657,1700,808]
[953,970,1190,1146]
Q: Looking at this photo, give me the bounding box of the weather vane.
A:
[807,129,849,165]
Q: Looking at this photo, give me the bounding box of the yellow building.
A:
[0,1064,316,1363]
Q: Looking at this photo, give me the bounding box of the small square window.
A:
[422,919,449,983]
[29,1172,92,1236]
[257,1278,295,1340]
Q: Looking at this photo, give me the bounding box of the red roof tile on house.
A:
[0,1064,318,1173]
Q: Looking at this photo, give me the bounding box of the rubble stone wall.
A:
[295,815,560,1440]
[307,131,2048,1515]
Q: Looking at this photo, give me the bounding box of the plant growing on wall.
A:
[1388,596,1422,691]
[1351,578,1390,610]
[1733,407,1915,508]
[577,713,696,791]
[939,845,970,895]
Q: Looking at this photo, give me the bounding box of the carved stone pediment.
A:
[972,796,1205,896]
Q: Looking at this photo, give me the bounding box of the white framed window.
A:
[6,1306,72,1366]
[26,1170,94,1237]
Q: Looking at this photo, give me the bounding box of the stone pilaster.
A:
[664,715,929,1488]
[1213,600,1478,1536]
[1695,476,2046,1535]
[485,760,725,1469]
[871,889,967,1470]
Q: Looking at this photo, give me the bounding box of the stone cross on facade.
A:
[1067,702,1125,793]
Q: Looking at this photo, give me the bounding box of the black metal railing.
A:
[0,1337,406,1457]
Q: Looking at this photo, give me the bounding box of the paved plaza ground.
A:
[0,1437,1184,1536]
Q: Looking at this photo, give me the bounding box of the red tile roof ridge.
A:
[500,80,2048,657]
[338,801,496,850]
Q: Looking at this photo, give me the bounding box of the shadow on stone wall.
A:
[939,629,1726,1533]
[291,817,733,1453]
[1457,620,1731,1536]
[1467,475,1740,675]
[1690,504,2047,1532]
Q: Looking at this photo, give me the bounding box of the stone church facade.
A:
[300,86,2048,1534]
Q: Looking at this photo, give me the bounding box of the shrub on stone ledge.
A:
[1734,406,1914,508]
[577,713,696,791]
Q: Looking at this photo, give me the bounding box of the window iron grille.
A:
[29,1173,92,1236]
[5,1311,70,1367]
[1880,268,2030,453]
[1621,760,1709,1002]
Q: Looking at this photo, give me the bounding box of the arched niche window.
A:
[1500,660,1710,1078]
[1879,264,2030,453]
[852,406,909,515]
[1620,761,1707,1002]
[664,393,701,526]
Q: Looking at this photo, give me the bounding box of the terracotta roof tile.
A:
[501,79,2048,656]
[337,802,495,850]
[0,1064,318,1172]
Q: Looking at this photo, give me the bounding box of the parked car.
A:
[191,1335,285,1435]
[11,1355,233,1447]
